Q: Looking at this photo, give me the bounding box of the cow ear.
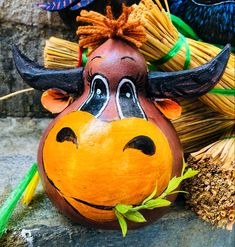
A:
[153,99,182,120]
[147,45,230,99]
[41,89,74,114]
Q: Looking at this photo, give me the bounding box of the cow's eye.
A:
[116,78,146,119]
[79,74,109,117]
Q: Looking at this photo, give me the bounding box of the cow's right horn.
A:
[12,46,84,95]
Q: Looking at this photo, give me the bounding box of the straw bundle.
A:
[183,130,235,230]
[44,37,83,69]
[130,0,235,117]
[172,99,234,154]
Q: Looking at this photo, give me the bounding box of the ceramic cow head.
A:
[12,5,230,230]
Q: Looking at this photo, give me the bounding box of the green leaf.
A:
[115,210,128,237]
[182,169,199,180]
[142,185,157,205]
[115,204,133,214]
[164,176,182,195]
[145,198,171,209]
[112,165,199,238]
[124,211,146,223]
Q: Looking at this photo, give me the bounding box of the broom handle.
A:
[0,163,38,237]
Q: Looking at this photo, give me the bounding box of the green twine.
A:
[171,14,235,52]
[224,135,235,139]
[209,88,235,96]
[170,14,201,41]
[152,34,190,70]
[0,163,38,238]
[82,48,88,66]
[184,37,190,70]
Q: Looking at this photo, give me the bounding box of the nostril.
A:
[123,135,156,156]
[56,127,78,148]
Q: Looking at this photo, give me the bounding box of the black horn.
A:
[12,45,84,95]
[147,44,230,99]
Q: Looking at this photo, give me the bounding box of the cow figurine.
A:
[12,5,230,231]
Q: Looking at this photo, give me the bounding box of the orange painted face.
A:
[43,111,173,221]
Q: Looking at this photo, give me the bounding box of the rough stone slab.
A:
[0,21,76,117]
[0,0,76,117]
[0,118,234,247]
[0,0,62,27]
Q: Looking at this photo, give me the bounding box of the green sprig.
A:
[114,162,198,237]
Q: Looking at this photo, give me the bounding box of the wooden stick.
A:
[0,88,34,101]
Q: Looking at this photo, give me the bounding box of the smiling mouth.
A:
[47,177,114,210]
[47,176,115,210]
[71,197,114,210]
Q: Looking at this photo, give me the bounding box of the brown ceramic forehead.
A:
[84,39,147,91]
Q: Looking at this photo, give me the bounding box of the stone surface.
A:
[0,117,234,247]
[0,0,63,27]
[0,0,76,117]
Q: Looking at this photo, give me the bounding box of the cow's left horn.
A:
[12,46,84,95]
[147,44,230,99]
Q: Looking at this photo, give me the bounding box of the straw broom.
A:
[172,99,234,154]
[44,37,86,69]
[130,0,235,117]
[183,129,235,230]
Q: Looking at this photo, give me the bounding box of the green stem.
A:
[0,163,38,238]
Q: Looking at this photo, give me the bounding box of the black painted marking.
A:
[80,74,109,117]
[121,56,136,61]
[116,79,146,119]
[91,55,102,61]
[46,175,113,211]
[72,198,114,210]
[124,135,156,155]
[47,177,61,191]
[56,127,78,148]
[63,197,83,215]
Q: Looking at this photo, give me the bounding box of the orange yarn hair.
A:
[76,4,146,55]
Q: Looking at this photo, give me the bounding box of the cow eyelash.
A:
[135,73,144,85]
[87,69,93,83]
[124,74,144,91]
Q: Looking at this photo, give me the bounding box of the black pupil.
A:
[80,77,108,116]
[118,82,146,119]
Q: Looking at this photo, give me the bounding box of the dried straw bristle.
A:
[172,99,234,153]
[76,4,146,54]
[130,0,235,117]
[183,131,235,230]
[44,37,80,69]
